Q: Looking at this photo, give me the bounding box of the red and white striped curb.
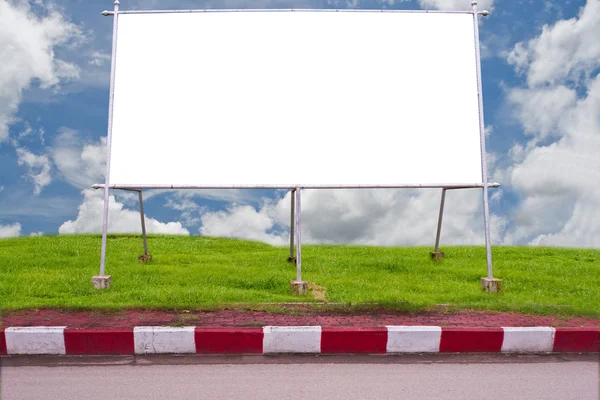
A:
[0,326,597,355]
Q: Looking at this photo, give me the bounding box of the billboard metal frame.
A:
[94,1,498,290]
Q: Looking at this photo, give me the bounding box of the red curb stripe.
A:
[0,329,6,355]
[321,327,387,354]
[553,328,600,353]
[64,329,134,355]
[440,328,503,352]
[195,328,263,354]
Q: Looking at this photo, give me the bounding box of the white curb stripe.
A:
[386,326,442,353]
[5,327,66,355]
[134,327,196,354]
[501,327,555,353]
[263,326,321,353]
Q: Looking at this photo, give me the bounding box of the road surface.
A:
[1,356,598,399]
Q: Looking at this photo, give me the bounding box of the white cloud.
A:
[0,222,22,238]
[300,189,505,246]
[326,0,362,7]
[88,51,111,67]
[49,127,263,230]
[51,127,105,189]
[17,123,33,140]
[29,231,44,236]
[200,204,287,245]
[15,147,52,195]
[165,196,207,226]
[54,59,81,80]
[0,1,84,142]
[507,0,600,87]
[502,0,600,248]
[50,128,259,207]
[59,189,189,235]
[418,0,493,11]
[507,86,577,139]
[199,189,506,247]
[0,187,80,221]
[504,78,600,246]
[52,128,189,235]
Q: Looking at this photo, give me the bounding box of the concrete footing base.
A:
[92,275,112,290]
[138,254,153,263]
[481,277,502,293]
[430,251,445,261]
[290,280,308,296]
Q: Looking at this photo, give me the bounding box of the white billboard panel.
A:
[109,11,482,187]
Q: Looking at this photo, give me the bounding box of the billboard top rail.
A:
[102,8,490,16]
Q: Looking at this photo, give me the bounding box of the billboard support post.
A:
[93,0,120,290]
[431,188,447,261]
[471,1,501,292]
[138,190,152,263]
[290,188,308,295]
[288,189,296,263]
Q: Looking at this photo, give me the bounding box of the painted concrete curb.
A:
[0,326,597,356]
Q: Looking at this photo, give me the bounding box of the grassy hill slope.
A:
[0,235,598,316]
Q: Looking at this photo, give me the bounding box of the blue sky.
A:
[1,0,599,249]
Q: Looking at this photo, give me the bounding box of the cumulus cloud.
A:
[0,0,84,142]
[418,0,493,11]
[52,127,190,235]
[326,0,361,7]
[507,86,577,139]
[504,78,600,247]
[11,125,106,196]
[199,189,506,247]
[51,128,259,207]
[0,222,22,238]
[507,0,600,86]
[51,127,105,189]
[88,51,111,67]
[165,196,207,226]
[15,147,52,194]
[59,189,189,235]
[200,203,287,245]
[49,126,262,235]
[502,0,600,247]
[301,189,506,246]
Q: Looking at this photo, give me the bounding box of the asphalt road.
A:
[1,357,598,400]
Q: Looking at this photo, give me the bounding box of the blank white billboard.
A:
[109,11,482,188]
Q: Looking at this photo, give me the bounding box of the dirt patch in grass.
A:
[138,254,153,263]
[308,282,327,302]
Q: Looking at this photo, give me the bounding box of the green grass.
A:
[0,235,599,316]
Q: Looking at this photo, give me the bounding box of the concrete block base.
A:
[481,277,502,293]
[430,251,445,261]
[290,280,308,296]
[92,275,112,290]
[138,254,153,263]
